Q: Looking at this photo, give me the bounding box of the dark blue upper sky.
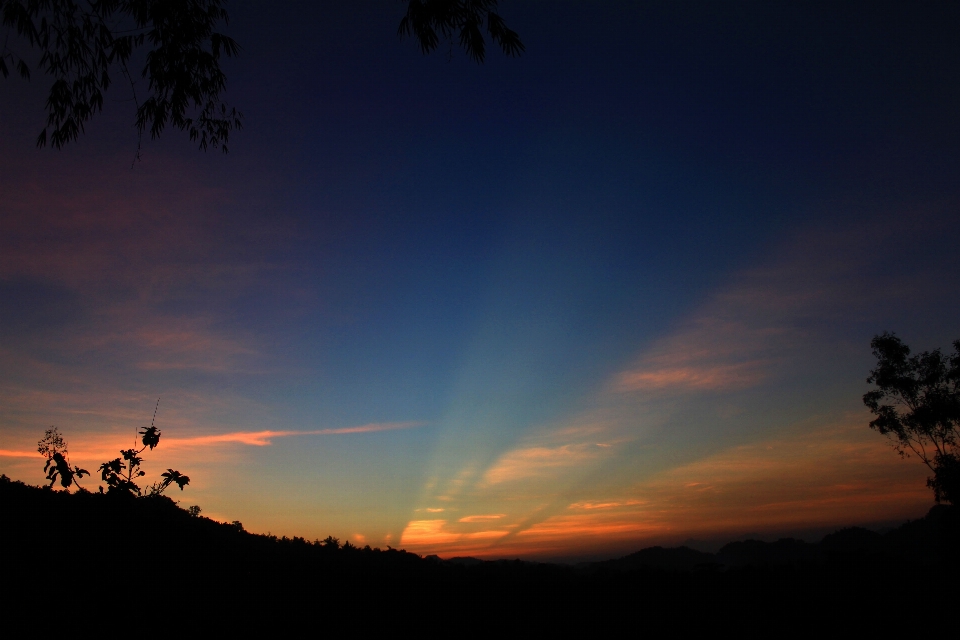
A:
[203,0,960,421]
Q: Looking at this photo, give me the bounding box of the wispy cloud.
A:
[0,157,295,394]
[0,167,256,291]
[516,417,931,550]
[459,514,505,523]
[130,322,260,373]
[612,302,800,396]
[482,443,614,484]
[609,224,908,397]
[0,450,39,458]
[0,423,425,471]
[401,417,932,558]
[568,500,644,510]
[400,519,514,556]
[616,360,772,392]
[161,422,425,448]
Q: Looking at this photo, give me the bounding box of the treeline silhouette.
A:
[1,475,956,633]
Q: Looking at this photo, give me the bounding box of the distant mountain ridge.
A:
[584,509,958,572]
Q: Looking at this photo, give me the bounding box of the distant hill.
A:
[590,510,958,573]
[597,545,719,571]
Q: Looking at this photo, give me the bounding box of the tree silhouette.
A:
[864,332,960,504]
[1,1,523,155]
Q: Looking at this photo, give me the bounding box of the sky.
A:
[1,0,959,560]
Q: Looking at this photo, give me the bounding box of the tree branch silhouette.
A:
[1,2,523,156]
[864,332,960,504]
[398,0,524,63]
[0,0,242,153]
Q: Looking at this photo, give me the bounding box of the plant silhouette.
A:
[37,426,89,489]
[98,401,190,495]
[38,400,190,496]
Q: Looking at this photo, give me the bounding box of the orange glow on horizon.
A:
[399,419,934,559]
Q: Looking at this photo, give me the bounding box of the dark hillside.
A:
[2,475,956,633]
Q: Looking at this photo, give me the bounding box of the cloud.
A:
[400,519,514,556]
[0,157,284,293]
[400,416,932,559]
[609,223,913,397]
[400,520,465,547]
[0,423,425,471]
[612,312,798,396]
[458,514,505,523]
[568,500,644,510]
[616,360,771,392]
[161,422,425,448]
[131,322,260,373]
[482,443,613,484]
[516,515,667,543]
[0,450,39,458]
[0,157,297,396]
[519,417,932,550]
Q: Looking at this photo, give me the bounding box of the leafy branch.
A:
[398,0,524,63]
[0,0,242,154]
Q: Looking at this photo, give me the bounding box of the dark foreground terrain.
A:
[2,475,957,633]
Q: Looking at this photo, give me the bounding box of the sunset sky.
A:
[1,1,959,560]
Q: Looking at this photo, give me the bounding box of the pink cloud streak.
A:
[161,422,425,448]
[616,361,770,392]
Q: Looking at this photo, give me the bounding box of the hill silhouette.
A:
[2,474,956,633]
